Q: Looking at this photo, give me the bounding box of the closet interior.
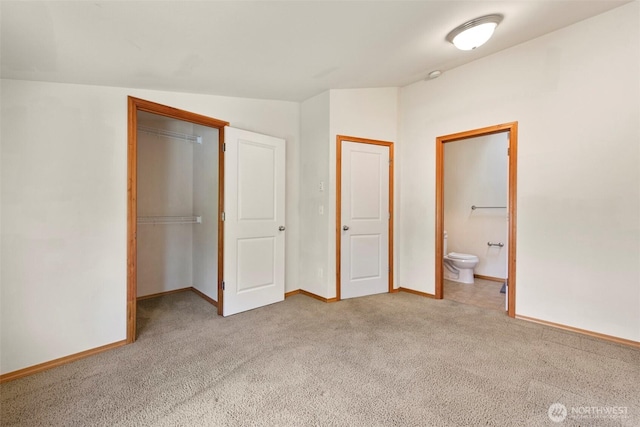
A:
[136,111,219,304]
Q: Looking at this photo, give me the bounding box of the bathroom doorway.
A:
[435,122,517,317]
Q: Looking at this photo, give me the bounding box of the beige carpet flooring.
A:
[1,291,639,426]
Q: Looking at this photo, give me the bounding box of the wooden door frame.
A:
[127,96,229,343]
[336,135,394,301]
[435,122,518,317]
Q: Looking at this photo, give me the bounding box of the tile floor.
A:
[444,277,506,312]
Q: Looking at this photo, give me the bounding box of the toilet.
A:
[443,231,479,284]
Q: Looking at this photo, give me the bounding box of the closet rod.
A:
[137,216,202,225]
[138,125,202,144]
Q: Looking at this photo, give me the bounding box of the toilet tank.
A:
[443,231,448,255]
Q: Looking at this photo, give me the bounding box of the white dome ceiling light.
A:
[446,14,503,51]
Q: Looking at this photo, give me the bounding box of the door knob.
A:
[343,225,349,231]
[279,226,286,231]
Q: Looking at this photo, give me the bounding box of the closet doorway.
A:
[128,97,288,342]
[127,97,228,343]
[435,122,518,317]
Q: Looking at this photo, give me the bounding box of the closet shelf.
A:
[138,125,202,144]
[137,216,202,225]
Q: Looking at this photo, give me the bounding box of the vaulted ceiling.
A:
[0,1,630,102]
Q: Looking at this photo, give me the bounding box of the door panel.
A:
[341,141,389,299]
[351,151,382,219]
[237,237,275,292]
[350,234,381,280]
[223,127,285,316]
[238,141,276,220]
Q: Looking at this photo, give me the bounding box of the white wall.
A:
[192,125,219,301]
[0,79,300,374]
[399,3,640,341]
[299,92,330,297]
[298,88,399,299]
[137,116,218,300]
[2,5,638,377]
[444,133,508,279]
[137,114,195,297]
[328,88,399,298]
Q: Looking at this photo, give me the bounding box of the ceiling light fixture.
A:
[446,14,503,51]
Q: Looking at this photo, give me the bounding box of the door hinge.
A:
[221,212,225,221]
[222,143,226,152]
[507,147,510,156]
[388,212,391,220]
[389,159,392,166]
[222,281,225,291]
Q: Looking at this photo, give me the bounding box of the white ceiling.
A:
[0,1,630,102]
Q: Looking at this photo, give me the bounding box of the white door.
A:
[341,141,390,299]
[223,127,285,316]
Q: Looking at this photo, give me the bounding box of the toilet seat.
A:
[447,252,478,261]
